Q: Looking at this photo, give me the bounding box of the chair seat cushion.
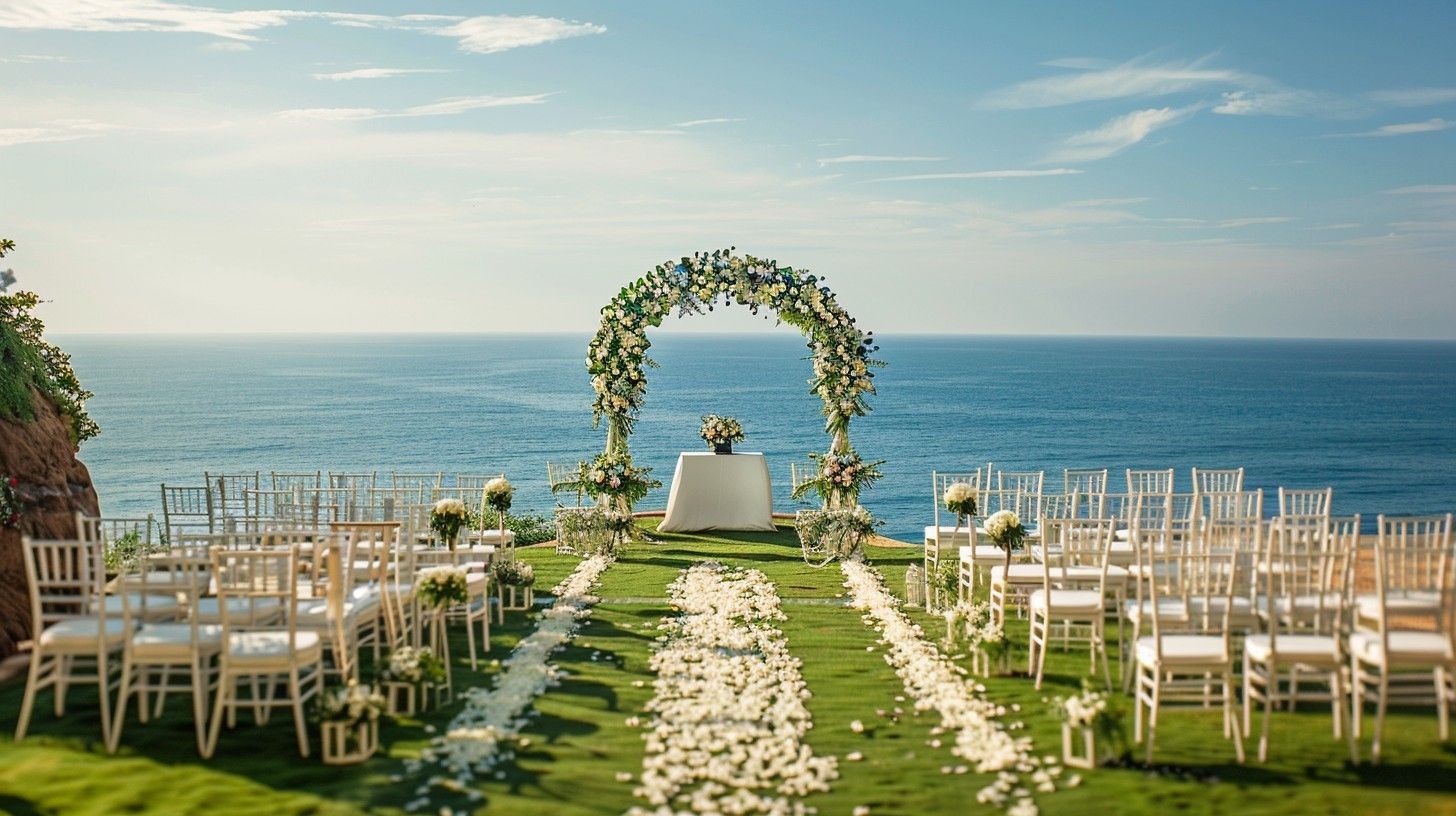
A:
[93,593,182,619]
[348,585,382,611]
[926,525,974,543]
[1188,596,1255,622]
[1122,599,1187,623]
[227,630,322,666]
[1350,630,1455,666]
[990,564,1051,584]
[1063,564,1128,584]
[39,617,130,651]
[473,529,515,545]
[1135,634,1229,667]
[1030,589,1104,615]
[131,623,223,658]
[1356,591,1442,620]
[192,597,283,624]
[959,545,1007,564]
[1244,633,1340,665]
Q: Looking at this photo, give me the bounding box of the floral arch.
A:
[587,249,882,504]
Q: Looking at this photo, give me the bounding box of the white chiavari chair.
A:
[14,537,122,745]
[547,461,586,507]
[1193,467,1245,494]
[160,484,215,540]
[1132,512,1247,764]
[369,487,433,522]
[1244,513,1357,762]
[271,471,321,492]
[1195,491,1264,631]
[108,549,218,755]
[1126,468,1175,496]
[328,522,400,655]
[328,472,377,520]
[294,533,366,681]
[237,488,298,533]
[392,471,443,493]
[206,471,260,524]
[413,539,493,670]
[1120,491,1176,688]
[1029,518,1117,690]
[1351,514,1456,763]
[1279,487,1333,519]
[204,544,323,759]
[1063,468,1109,498]
[456,473,506,499]
[927,469,985,605]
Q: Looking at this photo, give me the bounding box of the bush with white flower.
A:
[380,646,446,688]
[984,509,1027,569]
[313,680,385,727]
[430,497,468,549]
[944,481,978,519]
[482,477,514,515]
[944,600,1009,670]
[699,414,745,448]
[585,249,882,491]
[416,566,469,609]
[492,559,535,587]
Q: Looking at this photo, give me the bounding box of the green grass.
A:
[2,526,1455,815]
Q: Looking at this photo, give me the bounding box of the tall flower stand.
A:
[1061,723,1097,770]
[428,610,453,705]
[497,583,534,618]
[320,720,379,765]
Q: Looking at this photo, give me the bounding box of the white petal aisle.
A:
[407,554,614,807]
[629,562,838,815]
[840,560,1057,815]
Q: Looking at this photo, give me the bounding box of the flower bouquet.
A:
[1049,682,1123,768]
[583,451,660,511]
[944,600,1009,676]
[493,558,536,614]
[984,509,1027,572]
[790,449,884,509]
[378,646,446,716]
[699,414,745,454]
[312,681,385,764]
[482,476,515,552]
[944,481,977,529]
[430,497,468,551]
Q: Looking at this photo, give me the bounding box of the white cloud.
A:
[1214,216,1294,228]
[1383,184,1456,195]
[430,15,605,54]
[1043,106,1196,163]
[817,154,947,166]
[312,67,451,81]
[674,117,745,127]
[868,169,1082,182]
[1324,118,1452,138]
[1211,89,1348,117]
[0,53,70,63]
[278,94,549,122]
[1309,223,1363,230]
[1064,197,1149,207]
[1367,88,1456,107]
[980,55,1254,109]
[202,41,251,52]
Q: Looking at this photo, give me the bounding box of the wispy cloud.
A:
[1211,89,1352,117]
[1214,216,1294,228]
[1367,88,1456,107]
[0,2,605,54]
[1043,106,1196,163]
[1064,197,1149,207]
[1309,223,1363,231]
[979,55,1252,109]
[0,53,70,63]
[1324,118,1452,138]
[1383,184,1456,195]
[279,94,549,122]
[313,67,452,81]
[429,15,605,54]
[202,41,251,52]
[817,154,947,166]
[674,117,745,128]
[868,169,1082,182]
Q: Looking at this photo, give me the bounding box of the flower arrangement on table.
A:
[416,565,469,609]
[430,497,469,551]
[492,559,535,588]
[582,451,660,510]
[984,509,1027,571]
[1048,681,1124,768]
[944,599,1009,676]
[0,475,21,528]
[791,449,884,509]
[699,414,745,453]
[312,680,385,764]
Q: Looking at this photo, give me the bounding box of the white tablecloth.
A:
[658,452,776,533]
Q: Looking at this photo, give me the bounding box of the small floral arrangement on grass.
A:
[699,414,745,450]
[493,559,536,587]
[313,680,385,726]
[482,477,513,515]
[1,475,21,528]
[430,497,468,550]
[1048,680,1126,763]
[796,505,879,564]
[416,566,469,609]
[944,600,1009,671]
[944,481,977,520]
[380,646,446,687]
[791,449,884,507]
[583,451,660,508]
[984,509,1027,570]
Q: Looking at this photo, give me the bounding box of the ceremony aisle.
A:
[4,525,1456,815]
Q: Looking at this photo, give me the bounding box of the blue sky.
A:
[1,1,1453,337]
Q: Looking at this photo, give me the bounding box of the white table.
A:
[658,452,776,533]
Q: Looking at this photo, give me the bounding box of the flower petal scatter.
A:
[409,555,613,803]
[629,562,838,815]
[840,560,1056,814]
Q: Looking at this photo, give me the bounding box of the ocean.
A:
[59,333,1456,542]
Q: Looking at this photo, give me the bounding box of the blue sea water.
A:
[58,333,1456,542]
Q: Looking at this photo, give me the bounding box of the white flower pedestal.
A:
[320,720,378,765]
[428,611,453,704]
[383,681,425,717]
[1061,723,1097,769]
[969,646,1010,678]
[498,583,534,615]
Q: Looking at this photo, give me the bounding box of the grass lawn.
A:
[2,525,1455,815]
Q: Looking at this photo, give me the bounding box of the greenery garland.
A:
[586,248,883,498]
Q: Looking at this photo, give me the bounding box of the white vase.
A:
[320,720,378,765]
